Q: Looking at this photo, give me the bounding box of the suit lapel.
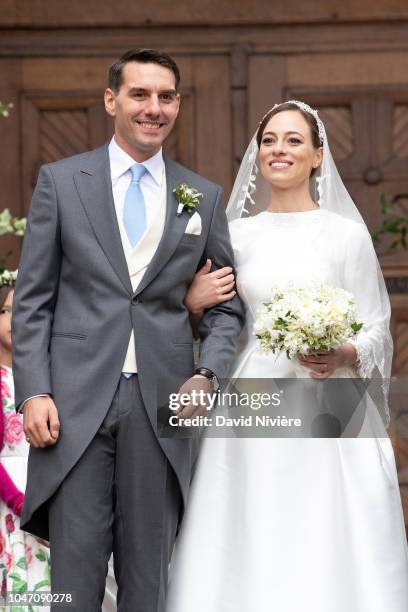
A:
[73,146,133,296]
[133,156,192,297]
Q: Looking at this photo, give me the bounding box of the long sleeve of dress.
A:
[342,221,392,379]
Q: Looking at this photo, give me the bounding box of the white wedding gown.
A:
[167,209,408,612]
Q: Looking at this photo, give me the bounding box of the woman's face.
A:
[259,110,323,190]
[0,289,13,354]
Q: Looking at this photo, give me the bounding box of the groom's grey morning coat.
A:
[12,143,244,539]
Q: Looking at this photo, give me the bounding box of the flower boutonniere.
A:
[173,183,203,216]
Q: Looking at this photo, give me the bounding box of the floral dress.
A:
[0,365,50,612]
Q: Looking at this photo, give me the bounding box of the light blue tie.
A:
[123,163,148,248]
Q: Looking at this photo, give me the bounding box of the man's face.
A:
[105,61,180,161]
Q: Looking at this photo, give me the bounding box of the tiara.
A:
[0,269,17,288]
[260,100,326,144]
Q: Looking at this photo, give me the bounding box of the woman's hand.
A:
[297,343,357,379]
[184,259,236,315]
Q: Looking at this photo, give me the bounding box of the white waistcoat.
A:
[117,172,167,372]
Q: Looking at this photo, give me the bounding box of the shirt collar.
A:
[109,136,164,186]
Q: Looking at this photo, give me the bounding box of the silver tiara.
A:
[261,100,326,145]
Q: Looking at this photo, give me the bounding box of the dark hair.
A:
[108,48,181,93]
[256,102,322,149]
[0,286,13,309]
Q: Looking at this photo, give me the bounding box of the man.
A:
[12,49,244,611]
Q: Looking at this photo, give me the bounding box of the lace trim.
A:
[349,337,374,379]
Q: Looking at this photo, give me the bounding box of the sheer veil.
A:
[226,100,393,425]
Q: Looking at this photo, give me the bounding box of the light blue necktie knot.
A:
[123,164,148,248]
[130,163,147,184]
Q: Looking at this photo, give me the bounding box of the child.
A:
[0,271,51,610]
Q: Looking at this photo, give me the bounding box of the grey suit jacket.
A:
[12,143,244,539]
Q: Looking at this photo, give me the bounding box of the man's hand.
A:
[174,375,214,422]
[23,396,60,448]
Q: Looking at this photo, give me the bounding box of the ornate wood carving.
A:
[393,104,408,159]
[318,107,353,161]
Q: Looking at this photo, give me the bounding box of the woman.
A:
[167,101,408,611]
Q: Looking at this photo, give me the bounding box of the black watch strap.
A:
[195,367,219,388]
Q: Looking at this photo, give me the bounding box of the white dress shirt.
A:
[109,137,167,373]
[109,136,164,244]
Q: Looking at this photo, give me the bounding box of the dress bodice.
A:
[230,209,340,318]
[228,209,364,378]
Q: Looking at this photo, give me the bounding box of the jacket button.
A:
[131,297,139,305]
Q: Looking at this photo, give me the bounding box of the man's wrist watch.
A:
[195,367,220,392]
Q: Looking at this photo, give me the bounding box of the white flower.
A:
[173,183,203,216]
[0,208,26,236]
[0,269,18,288]
[0,209,14,234]
[254,281,363,360]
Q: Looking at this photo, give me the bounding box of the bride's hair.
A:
[256,102,322,149]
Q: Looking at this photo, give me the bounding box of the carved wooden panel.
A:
[40,110,89,163]
[283,94,408,245]
[318,107,353,161]
[21,94,111,204]
[393,104,408,159]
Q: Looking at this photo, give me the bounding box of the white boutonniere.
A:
[173,183,203,216]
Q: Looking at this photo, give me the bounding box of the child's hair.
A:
[0,270,17,308]
[0,286,13,309]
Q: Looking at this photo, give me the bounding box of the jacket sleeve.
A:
[12,165,61,411]
[197,187,245,379]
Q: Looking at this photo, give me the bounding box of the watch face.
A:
[212,376,220,392]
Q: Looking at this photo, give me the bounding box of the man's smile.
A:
[136,120,166,130]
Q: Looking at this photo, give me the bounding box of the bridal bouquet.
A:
[254,281,363,359]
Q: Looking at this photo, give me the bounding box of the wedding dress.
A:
[166,208,408,612]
